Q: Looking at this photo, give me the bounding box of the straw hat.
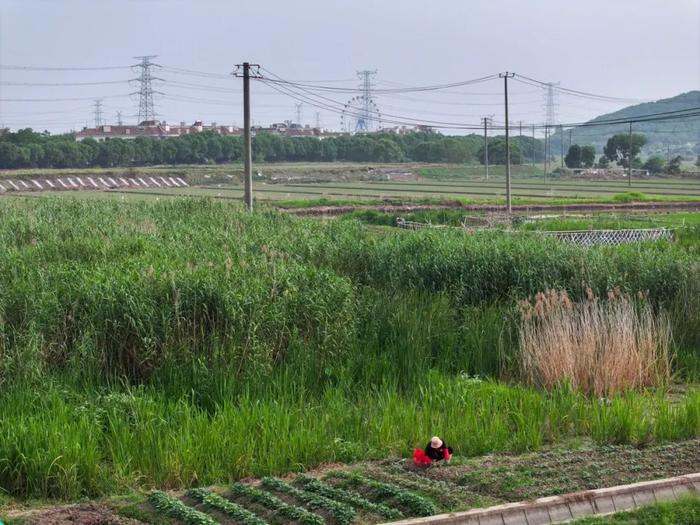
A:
[430,436,443,448]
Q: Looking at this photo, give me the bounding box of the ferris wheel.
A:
[340,95,381,133]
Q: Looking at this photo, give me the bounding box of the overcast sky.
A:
[1,0,698,134]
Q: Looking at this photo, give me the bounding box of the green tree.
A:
[643,155,665,174]
[603,133,647,167]
[564,144,582,168]
[0,142,21,168]
[597,155,610,169]
[667,155,683,175]
[580,145,596,168]
[477,138,522,165]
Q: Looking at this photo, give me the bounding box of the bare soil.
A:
[4,503,145,525]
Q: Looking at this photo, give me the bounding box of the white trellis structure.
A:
[538,228,675,247]
[396,218,675,247]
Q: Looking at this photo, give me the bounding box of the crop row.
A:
[261,476,356,525]
[187,487,268,525]
[148,491,219,525]
[367,466,482,509]
[295,474,403,520]
[328,471,438,516]
[231,482,325,525]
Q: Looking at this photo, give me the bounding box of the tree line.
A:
[562,133,686,174]
[0,128,551,169]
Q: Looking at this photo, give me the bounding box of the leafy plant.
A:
[231,482,325,525]
[148,491,219,525]
[260,477,355,525]
[295,474,403,519]
[187,488,268,525]
[327,471,437,516]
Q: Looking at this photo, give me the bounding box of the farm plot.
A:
[123,439,700,525]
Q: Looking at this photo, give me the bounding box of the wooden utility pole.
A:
[482,116,490,180]
[234,62,259,211]
[500,72,514,214]
[243,63,253,211]
[628,121,633,188]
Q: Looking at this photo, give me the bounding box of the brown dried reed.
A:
[518,288,672,396]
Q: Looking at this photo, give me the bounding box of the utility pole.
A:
[560,124,564,168]
[93,99,103,127]
[481,116,491,180]
[544,126,549,183]
[519,120,523,169]
[568,128,572,151]
[234,62,260,212]
[531,124,535,167]
[500,72,515,214]
[628,121,633,188]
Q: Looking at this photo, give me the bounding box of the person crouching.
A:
[425,436,452,463]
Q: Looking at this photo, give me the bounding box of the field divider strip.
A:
[378,472,700,525]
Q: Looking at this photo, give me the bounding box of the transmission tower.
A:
[315,112,321,129]
[131,55,162,124]
[116,111,123,126]
[295,103,303,125]
[357,69,378,131]
[93,99,103,127]
[544,82,559,127]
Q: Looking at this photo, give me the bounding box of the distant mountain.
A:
[551,91,700,157]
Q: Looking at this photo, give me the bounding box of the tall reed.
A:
[518,288,672,396]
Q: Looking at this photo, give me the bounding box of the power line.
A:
[0,64,131,71]
[514,74,648,103]
[0,93,132,102]
[260,73,501,94]
[0,79,132,86]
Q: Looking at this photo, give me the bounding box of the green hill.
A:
[551,91,700,157]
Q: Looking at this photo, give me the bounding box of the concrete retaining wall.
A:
[383,472,699,525]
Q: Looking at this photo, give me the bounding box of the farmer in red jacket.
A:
[413,436,453,466]
[425,436,453,462]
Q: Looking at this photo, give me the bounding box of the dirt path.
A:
[285,200,700,216]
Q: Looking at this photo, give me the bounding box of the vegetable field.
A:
[127,438,699,524]
[3,163,700,205]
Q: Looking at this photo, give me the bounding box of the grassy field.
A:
[0,193,699,525]
[4,162,700,206]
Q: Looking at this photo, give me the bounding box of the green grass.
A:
[572,495,700,524]
[0,198,699,501]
